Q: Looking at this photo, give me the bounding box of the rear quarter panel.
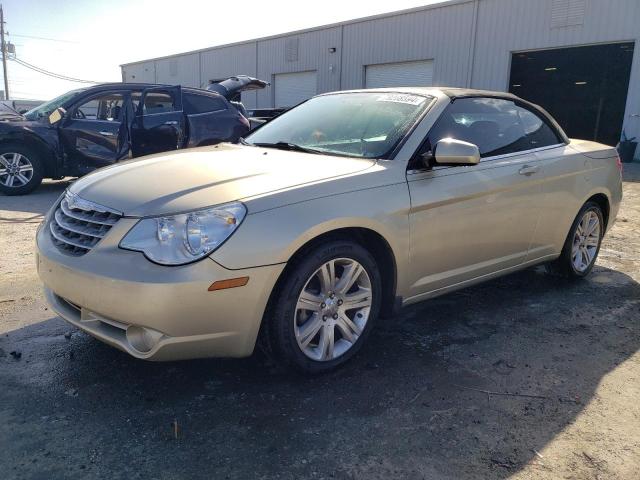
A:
[529,141,621,258]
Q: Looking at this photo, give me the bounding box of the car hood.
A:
[0,102,26,121]
[69,143,377,217]
[0,113,26,122]
[0,118,40,129]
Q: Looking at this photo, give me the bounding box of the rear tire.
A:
[545,201,604,279]
[266,240,382,374]
[0,144,44,196]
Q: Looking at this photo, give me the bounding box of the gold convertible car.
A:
[36,88,622,373]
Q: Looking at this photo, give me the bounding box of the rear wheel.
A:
[266,241,381,373]
[0,145,44,195]
[546,201,604,278]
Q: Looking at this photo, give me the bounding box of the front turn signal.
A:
[208,277,250,291]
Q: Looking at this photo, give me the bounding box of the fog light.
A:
[126,325,163,354]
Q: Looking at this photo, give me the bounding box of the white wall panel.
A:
[122,0,640,150]
[154,53,200,89]
[341,2,475,90]
[256,27,342,108]
[122,62,155,83]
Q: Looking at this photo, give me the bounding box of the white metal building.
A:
[121,0,640,155]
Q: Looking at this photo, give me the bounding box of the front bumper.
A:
[36,217,284,361]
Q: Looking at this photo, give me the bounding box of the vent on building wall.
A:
[169,59,178,77]
[551,0,586,28]
[285,38,299,62]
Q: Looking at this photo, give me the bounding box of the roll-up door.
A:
[274,71,317,107]
[365,60,434,88]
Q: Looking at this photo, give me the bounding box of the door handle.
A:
[518,165,540,176]
[99,131,114,137]
[164,120,178,126]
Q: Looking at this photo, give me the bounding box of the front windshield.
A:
[246,92,433,158]
[24,89,86,121]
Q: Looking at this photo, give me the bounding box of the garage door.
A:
[365,60,434,88]
[509,42,635,147]
[274,71,317,107]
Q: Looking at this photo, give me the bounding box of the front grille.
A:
[49,191,122,256]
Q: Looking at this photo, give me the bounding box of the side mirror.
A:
[48,107,66,125]
[433,138,480,166]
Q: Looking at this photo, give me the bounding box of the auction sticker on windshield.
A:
[376,93,426,105]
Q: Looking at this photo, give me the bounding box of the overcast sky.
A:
[4,0,442,100]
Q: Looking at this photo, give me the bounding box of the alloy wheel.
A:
[0,153,34,188]
[294,258,372,361]
[571,210,601,273]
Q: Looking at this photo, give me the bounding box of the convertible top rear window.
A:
[246,92,433,159]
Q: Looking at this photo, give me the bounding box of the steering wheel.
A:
[75,108,86,119]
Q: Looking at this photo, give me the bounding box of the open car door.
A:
[131,86,185,158]
[58,90,129,174]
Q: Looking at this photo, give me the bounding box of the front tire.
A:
[546,201,604,278]
[0,144,44,196]
[266,241,382,374]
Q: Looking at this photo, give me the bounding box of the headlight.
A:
[120,202,246,265]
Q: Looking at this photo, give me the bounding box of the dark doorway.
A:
[509,42,635,146]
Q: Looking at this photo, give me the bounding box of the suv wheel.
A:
[267,241,381,373]
[0,145,44,196]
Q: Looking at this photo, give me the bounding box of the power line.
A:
[11,56,98,83]
[9,56,104,84]
[7,33,79,44]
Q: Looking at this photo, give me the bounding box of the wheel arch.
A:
[0,133,58,178]
[585,192,610,230]
[267,226,399,321]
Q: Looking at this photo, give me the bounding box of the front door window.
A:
[424,97,562,159]
[73,94,124,121]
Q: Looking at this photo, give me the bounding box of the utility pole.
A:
[0,5,8,100]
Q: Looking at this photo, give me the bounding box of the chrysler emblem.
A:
[64,190,122,215]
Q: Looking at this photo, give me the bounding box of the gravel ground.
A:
[1,167,639,480]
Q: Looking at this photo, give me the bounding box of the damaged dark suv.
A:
[0,76,269,195]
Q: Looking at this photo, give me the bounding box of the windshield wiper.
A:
[251,141,321,155]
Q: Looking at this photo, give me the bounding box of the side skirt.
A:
[401,254,560,307]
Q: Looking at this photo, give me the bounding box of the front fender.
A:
[211,182,412,295]
[0,125,60,177]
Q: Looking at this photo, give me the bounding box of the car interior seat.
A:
[111,105,122,121]
[466,120,500,154]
